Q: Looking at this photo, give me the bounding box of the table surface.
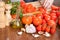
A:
[0,27,60,40]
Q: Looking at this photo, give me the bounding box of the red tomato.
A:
[50,12,57,22]
[26,4,36,13]
[45,26,50,32]
[50,10,57,13]
[20,1,26,8]
[36,13,43,18]
[36,25,42,31]
[58,19,60,25]
[32,15,42,26]
[56,11,60,17]
[11,14,16,19]
[51,15,57,22]
[23,8,27,14]
[38,7,46,13]
[42,19,46,24]
[32,7,36,12]
[42,24,47,31]
[47,20,56,26]
[27,4,33,9]
[22,16,32,24]
[44,15,51,21]
[50,28,56,34]
[43,13,48,17]
[50,12,56,16]
[51,5,59,10]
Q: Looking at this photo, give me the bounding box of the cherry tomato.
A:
[23,8,27,14]
[50,28,56,34]
[58,19,60,25]
[56,11,60,17]
[22,16,32,24]
[36,13,43,19]
[42,24,47,31]
[51,5,59,10]
[42,19,46,24]
[11,14,16,19]
[38,7,46,13]
[20,1,26,8]
[47,20,56,26]
[50,10,57,13]
[36,25,42,31]
[45,26,50,32]
[44,15,51,21]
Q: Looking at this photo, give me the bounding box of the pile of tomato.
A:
[20,1,36,14]
[20,1,60,34]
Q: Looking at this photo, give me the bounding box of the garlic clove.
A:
[32,34,40,38]
[21,28,26,32]
[17,31,23,35]
[38,31,44,35]
[43,32,51,37]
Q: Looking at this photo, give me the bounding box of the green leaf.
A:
[19,10,23,18]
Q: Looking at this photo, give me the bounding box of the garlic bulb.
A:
[25,24,36,33]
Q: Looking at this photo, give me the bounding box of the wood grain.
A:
[0,26,60,40]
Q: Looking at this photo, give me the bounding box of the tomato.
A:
[23,8,27,14]
[36,13,43,19]
[50,13,57,22]
[44,15,51,21]
[42,24,47,31]
[50,28,56,34]
[32,7,36,12]
[36,25,42,31]
[50,12,56,16]
[50,10,57,13]
[47,20,56,26]
[45,26,50,32]
[26,4,36,13]
[42,19,46,24]
[27,4,33,9]
[20,1,26,8]
[43,13,48,17]
[51,5,59,10]
[22,16,32,24]
[38,7,46,13]
[11,14,16,19]
[58,19,60,25]
[56,11,60,17]
[33,16,42,26]
[32,14,42,26]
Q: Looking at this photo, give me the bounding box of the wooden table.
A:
[0,26,60,40]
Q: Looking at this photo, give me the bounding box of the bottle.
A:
[0,7,6,28]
